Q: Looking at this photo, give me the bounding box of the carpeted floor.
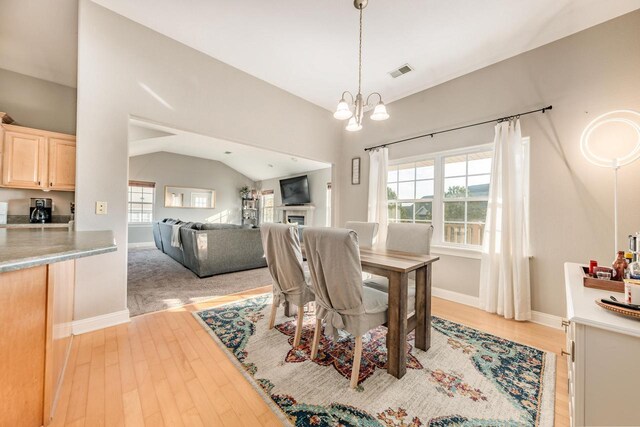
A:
[194,294,556,426]
[127,246,273,316]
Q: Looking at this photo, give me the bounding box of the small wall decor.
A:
[351,157,361,185]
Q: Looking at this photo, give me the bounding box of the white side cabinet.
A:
[564,263,640,426]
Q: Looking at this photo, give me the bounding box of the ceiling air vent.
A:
[389,64,413,78]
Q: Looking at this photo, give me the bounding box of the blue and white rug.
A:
[194,294,555,426]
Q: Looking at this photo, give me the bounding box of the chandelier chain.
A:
[358,5,363,96]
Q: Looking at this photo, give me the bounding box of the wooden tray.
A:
[582,266,624,292]
[595,299,640,320]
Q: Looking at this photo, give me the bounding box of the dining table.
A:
[358,247,439,379]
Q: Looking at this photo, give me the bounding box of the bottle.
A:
[613,251,628,282]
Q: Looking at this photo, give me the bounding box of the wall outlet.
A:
[96,201,108,215]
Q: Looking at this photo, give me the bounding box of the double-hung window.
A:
[387,144,496,248]
[128,180,155,224]
[260,190,275,223]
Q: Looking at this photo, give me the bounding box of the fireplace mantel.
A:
[275,205,315,225]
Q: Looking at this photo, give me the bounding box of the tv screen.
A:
[280,175,311,205]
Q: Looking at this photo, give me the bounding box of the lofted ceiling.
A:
[1,1,639,108]
[128,119,330,182]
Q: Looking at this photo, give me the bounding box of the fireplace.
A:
[287,215,305,226]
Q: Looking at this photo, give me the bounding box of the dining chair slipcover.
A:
[344,221,379,249]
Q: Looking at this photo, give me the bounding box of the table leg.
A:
[284,301,292,317]
[415,265,432,351]
[387,271,408,379]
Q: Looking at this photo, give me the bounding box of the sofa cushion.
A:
[199,223,241,230]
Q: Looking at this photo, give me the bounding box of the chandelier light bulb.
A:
[345,117,362,132]
[333,99,353,120]
[370,101,389,121]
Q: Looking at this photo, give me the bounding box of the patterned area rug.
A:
[193,294,555,426]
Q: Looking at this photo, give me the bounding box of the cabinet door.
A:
[48,138,76,191]
[2,130,46,189]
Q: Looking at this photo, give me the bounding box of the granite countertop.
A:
[0,228,117,273]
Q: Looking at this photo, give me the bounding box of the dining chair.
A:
[344,221,379,248]
[303,227,391,388]
[260,223,315,347]
[364,223,434,294]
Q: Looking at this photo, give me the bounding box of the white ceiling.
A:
[128,119,330,182]
[0,0,78,87]
[92,0,640,110]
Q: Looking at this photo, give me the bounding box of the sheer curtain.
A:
[367,147,388,247]
[479,119,531,320]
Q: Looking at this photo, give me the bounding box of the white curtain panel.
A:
[367,147,389,247]
[479,119,531,321]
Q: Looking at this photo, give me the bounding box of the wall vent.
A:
[389,64,413,78]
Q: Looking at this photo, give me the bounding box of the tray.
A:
[595,298,640,320]
[582,266,624,292]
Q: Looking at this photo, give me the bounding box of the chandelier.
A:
[333,0,389,131]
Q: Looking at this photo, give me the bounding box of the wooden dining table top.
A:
[358,247,439,273]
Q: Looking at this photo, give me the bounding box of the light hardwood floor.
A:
[51,286,568,426]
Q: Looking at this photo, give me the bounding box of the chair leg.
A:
[350,336,363,389]
[310,318,322,359]
[268,302,278,330]
[293,305,305,347]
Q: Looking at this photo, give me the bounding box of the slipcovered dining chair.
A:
[260,223,315,347]
[303,227,390,388]
[364,223,434,294]
[344,221,379,249]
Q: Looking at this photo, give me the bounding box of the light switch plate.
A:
[96,201,107,215]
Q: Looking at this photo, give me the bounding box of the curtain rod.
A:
[363,105,552,152]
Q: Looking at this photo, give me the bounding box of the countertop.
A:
[0,223,71,229]
[565,262,640,338]
[0,228,116,273]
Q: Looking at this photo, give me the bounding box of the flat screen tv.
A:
[280,175,311,205]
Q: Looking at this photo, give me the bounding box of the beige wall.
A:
[75,0,341,321]
[127,152,256,243]
[336,10,640,317]
[257,167,332,227]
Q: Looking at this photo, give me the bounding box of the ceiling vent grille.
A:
[389,64,413,78]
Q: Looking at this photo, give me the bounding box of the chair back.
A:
[386,223,434,254]
[303,228,366,335]
[344,221,379,248]
[260,223,307,304]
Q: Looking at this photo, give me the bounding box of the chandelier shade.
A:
[333,99,353,120]
[346,117,363,132]
[370,101,389,121]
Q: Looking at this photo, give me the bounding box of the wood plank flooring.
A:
[52,286,568,426]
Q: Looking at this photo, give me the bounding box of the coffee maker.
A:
[30,198,52,223]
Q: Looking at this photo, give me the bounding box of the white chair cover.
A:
[386,223,433,254]
[260,223,314,308]
[303,227,388,339]
[345,221,379,249]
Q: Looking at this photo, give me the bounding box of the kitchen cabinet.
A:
[1,124,76,191]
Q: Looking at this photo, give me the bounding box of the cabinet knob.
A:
[38,181,41,186]
[50,182,52,186]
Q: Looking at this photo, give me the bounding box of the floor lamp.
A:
[580,110,640,252]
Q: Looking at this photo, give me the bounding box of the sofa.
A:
[152,219,267,278]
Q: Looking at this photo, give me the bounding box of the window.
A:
[260,190,275,223]
[128,181,155,224]
[387,145,498,248]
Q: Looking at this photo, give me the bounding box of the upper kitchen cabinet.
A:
[1,124,76,192]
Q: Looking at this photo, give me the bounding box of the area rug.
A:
[193,294,555,426]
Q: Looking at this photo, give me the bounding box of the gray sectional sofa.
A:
[152,219,267,278]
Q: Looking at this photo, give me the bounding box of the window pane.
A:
[397,164,415,181]
[130,203,143,212]
[387,202,398,222]
[467,201,488,222]
[387,183,398,200]
[468,174,491,197]
[399,203,414,222]
[468,151,492,175]
[444,177,467,198]
[444,201,465,221]
[444,223,466,244]
[142,203,153,212]
[398,182,415,199]
[415,180,434,199]
[142,187,154,195]
[387,167,398,183]
[415,202,432,222]
[130,213,141,223]
[416,160,435,179]
[130,192,144,203]
[444,155,466,177]
[467,224,485,245]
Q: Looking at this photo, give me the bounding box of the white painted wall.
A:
[75,0,341,321]
[335,10,640,317]
[127,152,256,243]
[257,167,332,227]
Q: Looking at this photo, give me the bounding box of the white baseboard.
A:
[432,286,563,330]
[72,309,130,335]
[128,241,155,248]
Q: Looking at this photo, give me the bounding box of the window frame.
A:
[260,190,275,224]
[127,181,155,225]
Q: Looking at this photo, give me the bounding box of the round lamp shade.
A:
[580,110,640,168]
